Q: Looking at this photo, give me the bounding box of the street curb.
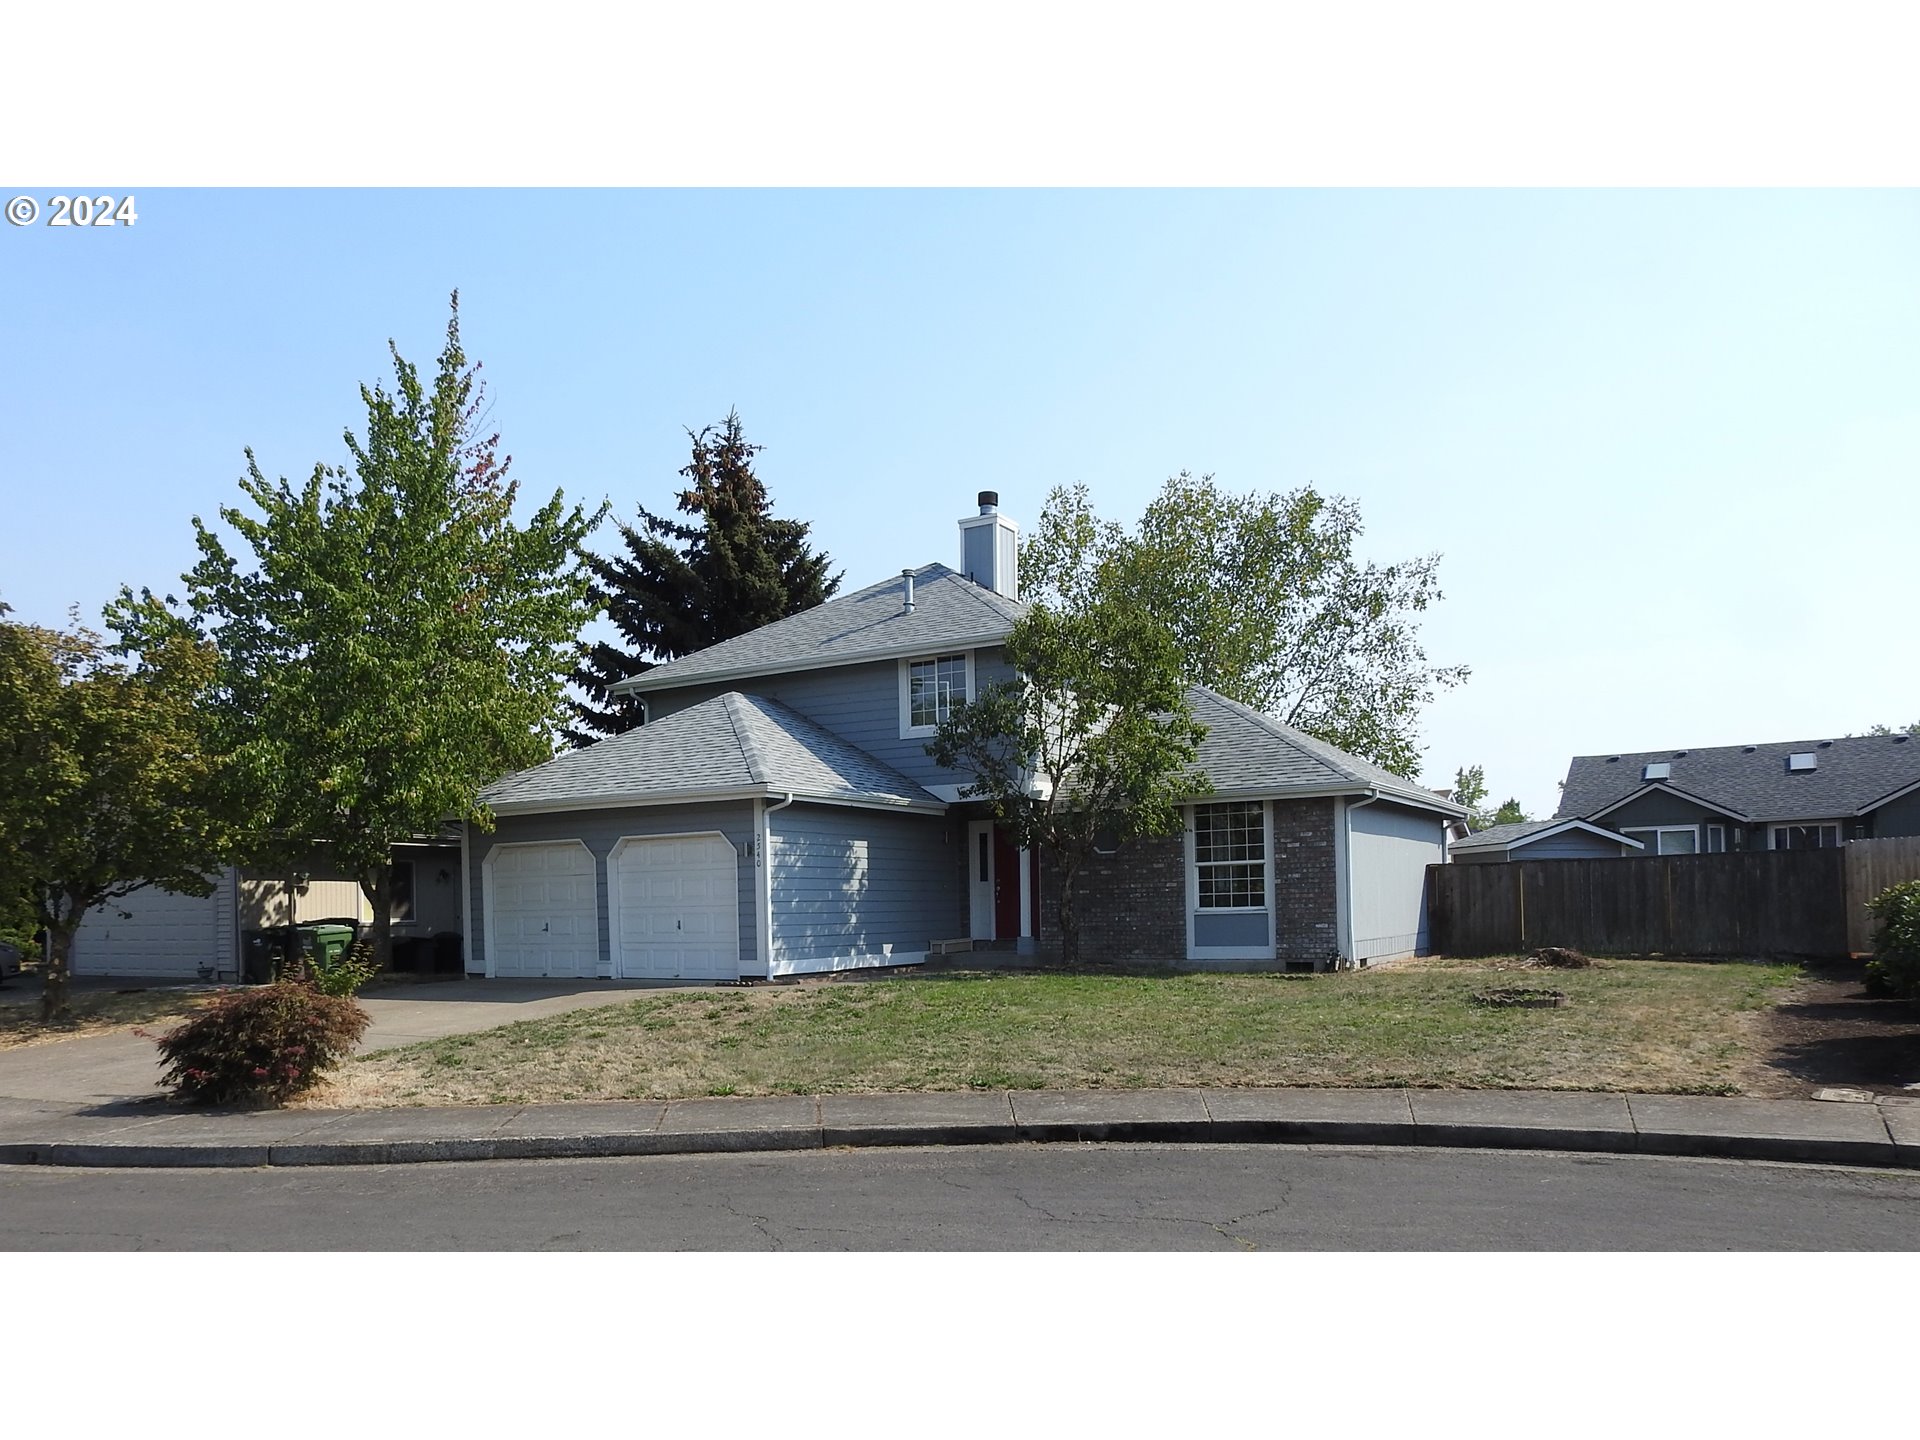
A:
[3,1105,1914,1172]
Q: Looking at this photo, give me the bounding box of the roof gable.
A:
[482,692,944,814]
[1556,734,1920,823]
[1449,818,1642,854]
[612,563,1024,696]
[1187,688,1468,815]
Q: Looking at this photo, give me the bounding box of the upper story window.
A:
[899,652,972,737]
[1193,801,1267,910]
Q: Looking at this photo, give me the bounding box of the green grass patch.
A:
[319,957,1802,1108]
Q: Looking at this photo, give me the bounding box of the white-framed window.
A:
[1704,824,1725,854]
[1192,801,1268,909]
[1622,825,1699,855]
[1770,823,1841,850]
[898,652,973,737]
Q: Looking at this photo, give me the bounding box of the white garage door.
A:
[485,843,600,978]
[611,833,741,980]
[72,883,220,977]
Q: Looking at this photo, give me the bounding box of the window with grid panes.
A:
[907,654,967,729]
[1193,801,1266,909]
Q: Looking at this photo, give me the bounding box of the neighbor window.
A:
[902,653,969,734]
[1622,825,1699,855]
[1193,802,1266,909]
[1771,823,1841,850]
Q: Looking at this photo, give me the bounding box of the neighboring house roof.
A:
[1556,734,1920,823]
[1186,688,1469,816]
[1448,818,1643,854]
[482,692,946,815]
[610,563,1026,696]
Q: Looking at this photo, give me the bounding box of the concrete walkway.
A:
[1,1086,1914,1171]
[0,979,703,1105]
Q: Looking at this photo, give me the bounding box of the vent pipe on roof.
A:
[958,491,1020,599]
[901,569,916,614]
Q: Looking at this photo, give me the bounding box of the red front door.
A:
[992,826,1022,939]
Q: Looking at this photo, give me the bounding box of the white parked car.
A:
[0,941,22,985]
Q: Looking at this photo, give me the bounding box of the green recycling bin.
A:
[300,923,357,974]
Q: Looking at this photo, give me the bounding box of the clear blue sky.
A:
[3,188,1915,815]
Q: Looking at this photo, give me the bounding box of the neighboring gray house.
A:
[1549,736,1920,855]
[1448,818,1642,865]
[460,493,1468,979]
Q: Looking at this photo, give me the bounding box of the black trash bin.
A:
[390,937,425,973]
[241,926,299,984]
[431,933,465,974]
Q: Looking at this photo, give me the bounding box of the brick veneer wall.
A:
[1267,797,1339,966]
[1036,797,1341,969]
[1037,833,1187,965]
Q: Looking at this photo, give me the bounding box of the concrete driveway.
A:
[0,978,706,1106]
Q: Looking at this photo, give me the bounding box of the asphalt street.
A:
[4,1143,1918,1250]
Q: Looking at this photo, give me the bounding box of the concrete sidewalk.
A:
[1,1087,1914,1172]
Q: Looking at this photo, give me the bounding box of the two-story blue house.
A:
[458,495,1467,979]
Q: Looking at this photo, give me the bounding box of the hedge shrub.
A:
[1863,879,1920,1000]
[154,983,369,1105]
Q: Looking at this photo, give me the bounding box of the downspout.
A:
[1341,791,1381,970]
[758,792,796,977]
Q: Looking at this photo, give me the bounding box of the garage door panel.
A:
[612,834,740,980]
[486,843,600,978]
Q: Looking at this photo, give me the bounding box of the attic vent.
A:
[1742,745,1757,753]
[1897,735,1912,744]
[1673,750,1689,758]
[1787,752,1818,772]
[1642,762,1671,781]
[1606,755,1620,763]
[1817,740,1833,749]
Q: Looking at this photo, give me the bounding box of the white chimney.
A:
[957,491,1019,598]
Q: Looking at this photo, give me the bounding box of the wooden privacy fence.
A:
[1427,837,1920,959]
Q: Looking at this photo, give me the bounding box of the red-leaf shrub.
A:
[153,983,369,1105]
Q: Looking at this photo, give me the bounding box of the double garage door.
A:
[486,835,740,980]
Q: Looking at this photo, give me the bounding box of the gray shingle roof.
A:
[482,692,944,813]
[612,563,1025,696]
[1187,688,1468,814]
[1448,818,1639,853]
[1555,734,1920,823]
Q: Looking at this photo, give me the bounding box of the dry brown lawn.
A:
[0,984,224,1049]
[309,956,1800,1109]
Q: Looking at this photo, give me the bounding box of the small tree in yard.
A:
[0,604,233,1022]
[927,490,1209,968]
[114,295,601,971]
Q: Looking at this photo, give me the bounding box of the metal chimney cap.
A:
[977,490,998,513]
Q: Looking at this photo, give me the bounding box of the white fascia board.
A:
[609,630,1015,696]
[1856,776,1920,814]
[486,787,945,818]
[1586,782,1748,823]
[1500,819,1644,852]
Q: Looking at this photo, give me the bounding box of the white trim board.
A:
[1450,818,1644,854]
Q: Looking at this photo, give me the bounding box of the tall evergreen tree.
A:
[567,411,840,744]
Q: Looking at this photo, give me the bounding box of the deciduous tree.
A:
[0,606,232,1021]
[116,296,599,971]
[929,493,1209,967]
[1109,473,1466,778]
